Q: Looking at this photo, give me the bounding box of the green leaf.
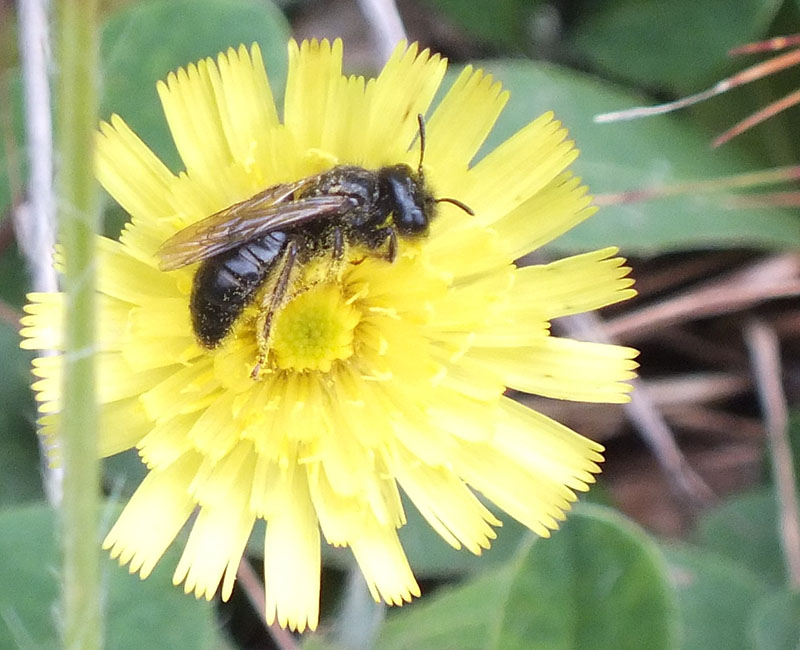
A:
[376,505,678,650]
[751,590,800,650]
[788,411,800,491]
[417,0,534,50]
[100,0,290,171]
[0,242,31,309]
[476,60,800,254]
[0,502,221,649]
[568,0,782,92]
[0,321,43,506]
[663,544,771,650]
[694,488,786,586]
[376,565,516,650]
[494,505,678,650]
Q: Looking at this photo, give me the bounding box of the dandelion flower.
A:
[21,39,638,632]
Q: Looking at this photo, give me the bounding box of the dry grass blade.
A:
[714,87,800,147]
[596,34,800,149]
[729,34,800,55]
[622,384,716,506]
[726,190,800,208]
[593,165,800,207]
[744,321,800,589]
[595,45,800,124]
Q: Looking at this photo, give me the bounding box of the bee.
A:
[157,116,472,377]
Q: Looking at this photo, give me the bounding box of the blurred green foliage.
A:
[2,0,800,648]
[376,506,679,650]
[0,503,222,649]
[568,0,783,92]
[419,0,535,50]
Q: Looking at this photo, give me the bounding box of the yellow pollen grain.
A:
[271,284,361,372]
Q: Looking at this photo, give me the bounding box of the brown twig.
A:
[629,252,750,300]
[744,320,800,589]
[605,254,800,342]
[237,558,300,650]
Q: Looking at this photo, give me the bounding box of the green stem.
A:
[56,0,101,647]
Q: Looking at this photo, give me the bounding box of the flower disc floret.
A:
[271,283,360,372]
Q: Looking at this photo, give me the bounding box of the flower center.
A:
[270,283,360,373]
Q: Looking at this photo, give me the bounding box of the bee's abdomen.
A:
[190,232,288,348]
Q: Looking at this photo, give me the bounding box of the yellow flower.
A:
[21,39,637,632]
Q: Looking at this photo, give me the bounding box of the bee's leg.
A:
[327,226,345,281]
[333,226,344,261]
[251,239,298,379]
[385,228,398,263]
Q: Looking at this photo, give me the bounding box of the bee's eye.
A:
[382,170,430,237]
[394,205,428,235]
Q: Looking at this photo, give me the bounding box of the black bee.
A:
[157,116,472,377]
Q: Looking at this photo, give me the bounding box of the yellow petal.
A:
[512,247,636,319]
[391,444,499,554]
[464,113,578,223]
[264,465,321,632]
[211,44,280,184]
[426,65,508,171]
[362,42,447,166]
[349,517,420,605]
[469,337,639,403]
[173,445,256,600]
[104,452,201,578]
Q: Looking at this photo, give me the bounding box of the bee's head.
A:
[380,164,435,238]
[384,115,474,239]
[383,114,475,238]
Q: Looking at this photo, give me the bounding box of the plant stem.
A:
[56,0,101,647]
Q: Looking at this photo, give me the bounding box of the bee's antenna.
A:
[416,113,426,175]
[435,197,475,215]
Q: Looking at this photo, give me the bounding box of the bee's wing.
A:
[158,184,354,271]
